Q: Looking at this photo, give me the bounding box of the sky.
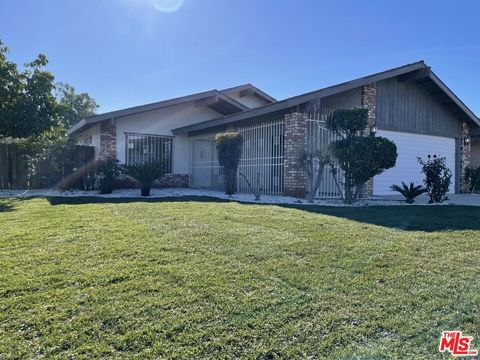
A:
[1,0,479,115]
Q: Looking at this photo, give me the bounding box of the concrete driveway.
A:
[380,193,480,206]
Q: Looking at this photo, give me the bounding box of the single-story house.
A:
[68,61,480,198]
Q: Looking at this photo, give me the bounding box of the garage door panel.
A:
[374,130,456,195]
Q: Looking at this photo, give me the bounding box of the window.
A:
[125,133,173,173]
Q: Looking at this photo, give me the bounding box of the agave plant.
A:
[390,181,427,204]
[122,162,165,196]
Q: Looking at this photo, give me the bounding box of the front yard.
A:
[1,197,479,358]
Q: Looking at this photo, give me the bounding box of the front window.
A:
[125,133,173,173]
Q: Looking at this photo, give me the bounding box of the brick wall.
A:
[99,120,117,160]
[283,112,308,198]
[361,83,377,197]
[116,174,190,189]
[459,122,471,193]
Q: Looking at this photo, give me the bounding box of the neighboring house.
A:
[68,61,480,197]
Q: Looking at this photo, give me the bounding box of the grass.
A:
[0,197,479,359]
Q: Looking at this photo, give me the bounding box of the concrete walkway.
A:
[379,193,480,206]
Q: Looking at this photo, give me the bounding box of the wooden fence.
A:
[0,143,95,190]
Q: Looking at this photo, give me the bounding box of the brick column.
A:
[361,82,377,197]
[99,119,117,160]
[283,112,308,198]
[459,122,471,193]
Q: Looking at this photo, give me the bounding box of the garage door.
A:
[374,130,456,195]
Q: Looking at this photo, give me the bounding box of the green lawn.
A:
[1,197,479,359]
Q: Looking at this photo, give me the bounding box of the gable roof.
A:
[173,61,480,135]
[67,89,251,136]
[220,83,277,103]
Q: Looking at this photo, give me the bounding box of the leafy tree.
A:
[418,155,452,203]
[327,108,397,204]
[215,131,243,195]
[56,82,98,128]
[0,40,59,138]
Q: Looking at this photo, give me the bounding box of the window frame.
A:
[124,132,174,173]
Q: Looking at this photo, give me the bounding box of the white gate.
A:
[307,117,344,198]
[190,120,284,196]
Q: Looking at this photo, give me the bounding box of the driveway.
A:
[380,193,480,206]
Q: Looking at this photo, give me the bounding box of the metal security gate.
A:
[307,116,344,198]
[190,120,284,196]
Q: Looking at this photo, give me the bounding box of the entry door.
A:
[192,139,214,188]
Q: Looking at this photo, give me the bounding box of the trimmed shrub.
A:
[96,157,120,194]
[215,131,243,195]
[326,108,369,138]
[417,155,452,203]
[326,108,397,204]
[122,162,165,196]
[390,182,427,204]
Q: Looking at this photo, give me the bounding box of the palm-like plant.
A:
[122,162,165,196]
[390,181,427,204]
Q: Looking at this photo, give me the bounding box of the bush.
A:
[390,182,427,204]
[96,157,120,194]
[326,108,369,138]
[417,155,452,203]
[327,108,397,204]
[329,137,397,203]
[465,166,480,193]
[122,162,165,196]
[215,131,243,195]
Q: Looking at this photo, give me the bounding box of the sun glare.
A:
[148,0,184,13]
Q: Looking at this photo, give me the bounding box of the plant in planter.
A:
[390,182,427,204]
[417,155,452,203]
[96,157,120,194]
[215,131,243,196]
[122,162,165,196]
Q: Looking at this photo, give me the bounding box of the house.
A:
[68,61,480,197]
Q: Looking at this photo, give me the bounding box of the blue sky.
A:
[1,0,479,114]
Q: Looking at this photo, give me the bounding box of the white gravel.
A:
[0,187,458,207]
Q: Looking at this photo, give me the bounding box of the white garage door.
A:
[374,130,456,195]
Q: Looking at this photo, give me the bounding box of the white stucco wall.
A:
[225,93,270,109]
[115,103,222,173]
[74,123,101,159]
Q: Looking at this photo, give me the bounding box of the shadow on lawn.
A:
[0,198,23,213]
[45,195,480,232]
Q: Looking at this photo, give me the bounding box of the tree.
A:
[0,40,59,138]
[215,130,243,195]
[297,148,329,203]
[122,162,165,196]
[56,82,98,128]
[327,108,397,204]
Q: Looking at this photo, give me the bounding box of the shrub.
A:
[417,155,452,203]
[326,108,369,139]
[96,157,120,194]
[297,148,329,203]
[215,131,243,195]
[327,108,397,204]
[465,166,480,193]
[122,162,165,196]
[390,182,427,204]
